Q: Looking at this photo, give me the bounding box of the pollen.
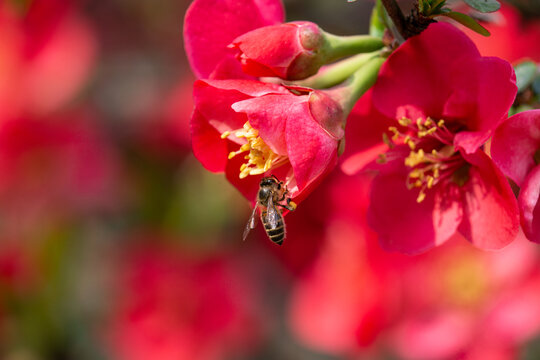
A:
[225,122,286,179]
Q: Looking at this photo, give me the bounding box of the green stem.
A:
[296,51,381,89]
[323,33,384,61]
[328,56,386,118]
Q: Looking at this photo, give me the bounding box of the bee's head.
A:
[260,176,277,187]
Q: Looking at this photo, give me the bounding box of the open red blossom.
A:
[191,79,344,203]
[345,23,518,254]
[230,21,325,80]
[184,0,284,79]
[492,110,540,243]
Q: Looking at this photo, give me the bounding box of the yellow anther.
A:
[437,119,445,127]
[221,131,231,139]
[389,126,399,140]
[230,121,285,179]
[427,176,434,188]
[398,117,412,126]
[409,169,422,178]
[404,149,426,167]
[416,191,426,203]
[382,133,392,147]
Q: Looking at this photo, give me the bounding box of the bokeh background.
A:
[2,0,540,359]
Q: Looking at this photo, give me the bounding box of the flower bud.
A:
[230,22,325,80]
[230,21,384,80]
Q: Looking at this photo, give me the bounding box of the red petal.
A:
[373,23,479,121]
[184,0,284,78]
[458,151,519,249]
[190,110,228,172]
[286,109,338,191]
[231,94,301,155]
[340,89,395,174]
[232,23,300,78]
[368,166,462,255]
[232,92,340,192]
[445,56,517,154]
[491,109,540,186]
[518,164,540,243]
[193,79,287,134]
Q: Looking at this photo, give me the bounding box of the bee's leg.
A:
[278,186,289,202]
[277,198,296,211]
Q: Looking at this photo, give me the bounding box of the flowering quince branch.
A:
[185,0,540,253]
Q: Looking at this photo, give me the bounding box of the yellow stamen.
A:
[221,131,231,139]
[225,122,286,178]
[398,117,411,126]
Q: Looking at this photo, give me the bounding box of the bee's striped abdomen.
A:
[261,209,285,245]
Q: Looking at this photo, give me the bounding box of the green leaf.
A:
[439,11,490,36]
[514,61,538,93]
[463,0,500,13]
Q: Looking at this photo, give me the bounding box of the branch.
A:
[380,0,412,39]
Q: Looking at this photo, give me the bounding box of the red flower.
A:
[105,242,263,360]
[230,21,326,80]
[191,79,344,203]
[491,110,540,243]
[345,23,519,254]
[0,112,120,234]
[461,3,540,63]
[289,173,540,358]
[184,0,284,79]
[0,0,97,117]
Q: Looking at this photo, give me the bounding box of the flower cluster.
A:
[185,0,540,256]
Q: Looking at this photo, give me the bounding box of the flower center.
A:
[223,122,287,179]
[439,253,489,308]
[385,117,467,203]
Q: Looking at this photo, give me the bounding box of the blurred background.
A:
[1,0,540,359]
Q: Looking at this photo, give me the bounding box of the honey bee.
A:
[243,175,296,245]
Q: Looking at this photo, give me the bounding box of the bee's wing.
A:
[266,196,280,229]
[242,203,258,241]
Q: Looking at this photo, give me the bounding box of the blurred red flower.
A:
[0,112,120,233]
[105,243,264,360]
[345,23,519,254]
[289,173,540,359]
[0,0,97,117]
[461,3,540,63]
